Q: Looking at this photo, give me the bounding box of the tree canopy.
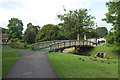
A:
[102,1,120,47]
[96,27,108,38]
[7,18,23,40]
[35,24,66,42]
[57,8,95,40]
[83,27,97,39]
[24,23,40,44]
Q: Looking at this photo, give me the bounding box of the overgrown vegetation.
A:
[2,49,20,78]
[48,52,118,78]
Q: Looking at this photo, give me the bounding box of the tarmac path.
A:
[3,48,58,78]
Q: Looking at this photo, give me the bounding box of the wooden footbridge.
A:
[33,40,93,53]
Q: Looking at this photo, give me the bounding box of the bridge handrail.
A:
[49,40,93,52]
[33,40,73,50]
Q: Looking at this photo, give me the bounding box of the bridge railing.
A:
[49,40,93,52]
[33,40,73,50]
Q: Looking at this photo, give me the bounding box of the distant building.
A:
[87,38,97,43]
[87,38,106,44]
[0,27,8,42]
[1,33,8,42]
[97,38,106,43]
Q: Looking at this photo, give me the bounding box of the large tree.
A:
[96,27,108,38]
[7,18,23,40]
[35,24,65,42]
[102,1,120,47]
[83,27,97,39]
[57,9,95,40]
[24,23,40,44]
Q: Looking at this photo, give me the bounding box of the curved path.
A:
[3,48,58,78]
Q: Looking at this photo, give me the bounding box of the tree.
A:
[2,27,8,34]
[96,27,108,38]
[35,24,65,42]
[102,1,120,47]
[24,23,40,44]
[7,18,23,40]
[83,27,97,39]
[57,8,95,40]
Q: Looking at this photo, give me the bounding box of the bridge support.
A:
[58,49,64,53]
[74,46,93,56]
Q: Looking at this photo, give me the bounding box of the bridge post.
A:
[83,40,84,46]
[64,42,65,48]
[50,44,52,51]
[75,40,76,46]
[69,41,71,47]
[58,43,59,49]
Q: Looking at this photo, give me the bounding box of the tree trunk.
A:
[77,33,80,40]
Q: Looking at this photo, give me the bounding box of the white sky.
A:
[0,0,113,32]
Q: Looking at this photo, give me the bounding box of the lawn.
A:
[86,45,119,59]
[2,49,20,78]
[48,52,118,78]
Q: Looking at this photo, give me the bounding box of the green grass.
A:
[48,52,118,78]
[6,44,33,51]
[86,45,118,58]
[2,49,20,78]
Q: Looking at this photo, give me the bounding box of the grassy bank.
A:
[2,49,20,78]
[86,45,118,58]
[48,52,118,78]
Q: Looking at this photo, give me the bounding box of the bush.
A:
[10,40,27,49]
[9,38,34,50]
[27,44,33,50]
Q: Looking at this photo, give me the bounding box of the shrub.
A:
[27,44,33,50]
[10,40,27,49]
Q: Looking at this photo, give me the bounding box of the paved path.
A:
[3,48,58,78]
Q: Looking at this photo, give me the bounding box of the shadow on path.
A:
[3,47,58,78]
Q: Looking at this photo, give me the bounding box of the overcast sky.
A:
[0,0,113,32]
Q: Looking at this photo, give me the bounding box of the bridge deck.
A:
[49,40,93,52]
[33,40,93,52]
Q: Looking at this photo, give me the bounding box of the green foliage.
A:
[83,27,97,39]
[10,39,27,49]
[35,24,66,42]
[24,27,36,44]
[7,18,23,40]
[2,49,20,77]
[102,1,120,47]
[24,23,40,44]
[57,9,95,40]
[96,27,108,38]
[26,44,34,50]
[48,52,118,78]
